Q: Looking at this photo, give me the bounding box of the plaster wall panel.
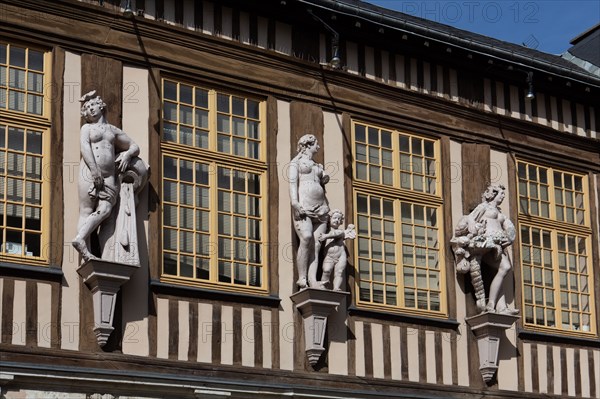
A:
[346,42,359,75]
[371,323,384,378]
[241,307,255,367]
[276,99,294,371]
[121,65,150,357]
[37,283,52,348]
[202,1,214,35]
[390,325,402,380]
[61,51,81,351]
[395,54,406,89]
[156,297,169,359]
[407,327,419,382]
[197,302,213,363]
[261,309,273,368]
[11,280,26,346]
[178,300,189,361]
[221,305,234,365]
[275,22,292,55]
[323,110,348,376]
[355,321,365,377]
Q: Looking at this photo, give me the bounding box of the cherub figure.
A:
[317,210,355,291]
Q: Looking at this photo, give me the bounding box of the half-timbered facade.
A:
[1,0,599,398]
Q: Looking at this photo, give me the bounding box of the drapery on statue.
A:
[72,90,148,265]
[317,210,355,291]
[289,134,330,288]
[450,183,519,314]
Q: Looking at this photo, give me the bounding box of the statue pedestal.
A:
[77,259,139,347]
[466,312,519,383]
[290,288,349,366]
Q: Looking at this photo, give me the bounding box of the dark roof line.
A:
[297,0,600,88]
[570,22,600,45]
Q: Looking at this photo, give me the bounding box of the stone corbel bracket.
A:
[77,259,139,347]
[290,288,349,367]
[465,312,520,383]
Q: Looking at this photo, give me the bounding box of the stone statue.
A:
[72,90,148,265]
[450,183,519,314]
[317,210,355,291]
[289,134,330,288]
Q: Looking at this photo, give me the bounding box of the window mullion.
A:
[209,89,217,152]
[392,129,399,190]
[548,167,556,221]
[395,197,405,308]
[210,161,219,284]
[551,229,561,329]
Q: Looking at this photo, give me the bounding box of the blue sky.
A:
[366,1,600,55]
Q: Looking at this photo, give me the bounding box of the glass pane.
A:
[195,129,209,149]
[180,207,193,229]
[27,72,43,93]
[163,253,177,275]
[179,84,192,104]
[163,122,177,142]
[247,100,259,119]
[232,97,244,116]
[179,126,193,145]
[217,114,230,133]
[217,93,229,113]
[8,90,24,111]
[8,68,25,90]
[195,88,208,108]
[217,134,230,153]
[195,109,208,129]
[180,105,193,125]
[411,137,422,155]
[163,80,177,101]
[163,101,177,121]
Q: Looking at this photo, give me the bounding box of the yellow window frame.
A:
[0,42,51,266]
[517,159,596,337]
[352,120,447,317]
[159,78,269,294]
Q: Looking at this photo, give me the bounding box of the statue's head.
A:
[482,183,506,203]
[80,90,106,122]
[296,134,318,154]
[330,209,344,226]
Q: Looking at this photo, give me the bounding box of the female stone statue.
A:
[72,91,144,262]
[451,183,519,314]
[288,134,330,288]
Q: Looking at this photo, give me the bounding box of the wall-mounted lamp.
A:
[526,72,535,100]
[330,36,341,69]
[307,9,342,69]
[123,0,134,17]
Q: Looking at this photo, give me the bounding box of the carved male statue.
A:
[72,90,148,264]
[450,183,519,314]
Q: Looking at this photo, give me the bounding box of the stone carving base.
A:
[465,312,519,383]
[290,288,349,366]
[77,259,139,347]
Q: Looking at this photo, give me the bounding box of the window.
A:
[0,42,50,263]
[353,121,446,316]
[160,79,268,293]
[518,161,596,335]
